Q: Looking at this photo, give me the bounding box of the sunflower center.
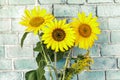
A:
[52,28,66,41]
[29,17,45,27]
[78,24,91,38]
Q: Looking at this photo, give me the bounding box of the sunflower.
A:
[71,12,101,50]
[42,19,75,52]
[19,6,54,35]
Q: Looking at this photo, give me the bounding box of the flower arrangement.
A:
[20,6,101,80]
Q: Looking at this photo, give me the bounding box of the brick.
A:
[97,31,110,43]
[80,6,96,16]
[0,6,9,18]
[11,19,25,32]
[56,58,65,69]
[9,0,35,5]
[118,58,120,68]
[0,0,7,5]
[106,71,120,79]
[67,0,85,4]
[44,71,51,80]
[88,0,113,3]
[0,59,12,70]
[73,47,88,56]
[39,0,66,4]
[0,46,5,58]
[9,6,25,18]
[54,5,79,17]
[91,57,116,70]
[39,5,52,13]
[106,79,120,80]
[115,0,120,2]
[98,18,108,30]
[109,18,120,30]
[111,31,120,43]
[0,72,23,80]
[44,71,56,80]
[6,45,33,58]
[54,5,96,17]
[101,44,120,56]
[0,19,11,32]
[79,71,105,80]
[73,45,100,57]
[0,6,25,18]
[0,33,18,45]
[72,75,77,80]
[26,5,52,13]
[98,6,120,17]
[90,45,100,56]
[19,33,39,45]
[14,59,37,70]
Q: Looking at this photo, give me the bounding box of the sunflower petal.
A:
[42,19,75,52]
[71,12,101,50]
[19,6,54,35]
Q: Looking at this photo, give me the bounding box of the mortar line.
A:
[105,71,107,80]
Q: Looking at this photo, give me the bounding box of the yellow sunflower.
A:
[42,19,75,52]
[19,6,54,35]
[71,12,101,50]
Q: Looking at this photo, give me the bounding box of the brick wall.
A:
[0,0,120,80]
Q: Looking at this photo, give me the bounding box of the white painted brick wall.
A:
[88,0,113,3]
[0,0,120,80]
[98,5,120,17]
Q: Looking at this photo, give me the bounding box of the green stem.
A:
[46,52,53,65]
[62,49,72,80]
[54,52,57,68]
[38,33,54,80]
[47,64,59,80]
[54,52,58,80]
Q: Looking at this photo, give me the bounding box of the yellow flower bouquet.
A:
[20,6,101,80]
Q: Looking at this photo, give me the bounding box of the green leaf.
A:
[34,41,67,62]
[38,60,46,68]
[34,42,42,53]
[36,68,45,80]
[36,52,46,80]
[36,60,46,80]
[25,70,37,80]
[21,32,29,47]
[25,47,46,80]
[36,52,44,66]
